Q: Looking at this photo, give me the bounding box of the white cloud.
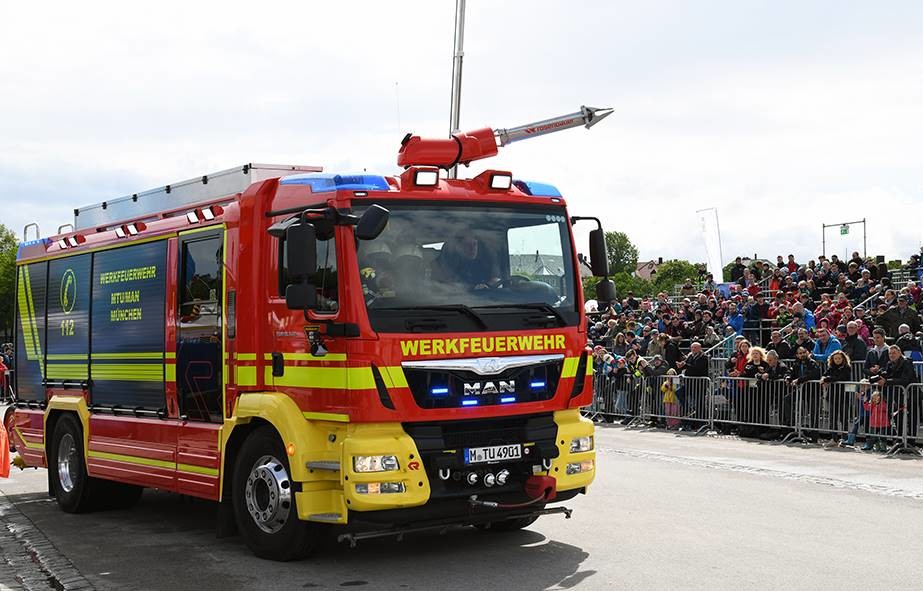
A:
[1,0,922,268]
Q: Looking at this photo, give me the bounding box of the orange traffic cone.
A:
[0,423,9,478]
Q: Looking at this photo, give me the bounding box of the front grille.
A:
[403,413,559,499]
[402,359,562,409]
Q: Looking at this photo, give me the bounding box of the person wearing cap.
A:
[842,321,868,366]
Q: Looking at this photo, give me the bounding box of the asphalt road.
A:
[3,425,923,590]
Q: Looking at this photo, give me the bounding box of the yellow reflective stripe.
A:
[380,366,409,389]
[93,364,163,381]
[236,353,258,361]
[302,411,350,423]
[47,354,88,360]
[165,352,176,360]
[87,450,173,470]
[86,451,219,476]
[561,357,580,378]
[24,266,42,361]
[91,352,163,360]
[262,352,349,362]
[46,364,88,379]
[268,366,375,389]
[236,366,257,387]
[177,463,220,477]
[17,268,38,359]
[13,428,43,450]
[165,364,176,382]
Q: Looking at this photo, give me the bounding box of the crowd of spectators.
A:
[587,250,923,446]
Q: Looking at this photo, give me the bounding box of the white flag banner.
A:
[697,208,723,279]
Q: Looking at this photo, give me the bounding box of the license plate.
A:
[464,444,522,465]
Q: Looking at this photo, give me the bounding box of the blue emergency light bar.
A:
[430,387,450,396]
[280,173,390,193]
[461,399,479,406]
[500,396,517,403]
[529,381,546,389]
[513,180,562,198]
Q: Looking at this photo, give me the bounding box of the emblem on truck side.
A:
[463,380,515,396]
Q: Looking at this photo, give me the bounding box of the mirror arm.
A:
[570,215,603,232]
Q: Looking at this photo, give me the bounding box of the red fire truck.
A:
[6,107,616,560]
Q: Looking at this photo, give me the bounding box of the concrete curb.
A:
[0,491,95,591]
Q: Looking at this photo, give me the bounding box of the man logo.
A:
[463,380,515,396]
[60,269,77,315]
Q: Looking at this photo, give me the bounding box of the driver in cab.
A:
[433,230,501,289]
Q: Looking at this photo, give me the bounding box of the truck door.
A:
[175,229,224,498]
[270,216,348,414]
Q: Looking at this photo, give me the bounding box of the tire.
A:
[232,427,317,561]
[475,512,541,532]
[48,414,98,513]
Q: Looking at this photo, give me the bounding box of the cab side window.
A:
[279,236,338,312]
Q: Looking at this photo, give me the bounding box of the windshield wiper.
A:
[373,305,488,330]
[475,303,567,326]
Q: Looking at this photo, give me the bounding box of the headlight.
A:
[352,455,400,473]
[566,460,595,475]
[570,435,594,453]
[355,482,406,494]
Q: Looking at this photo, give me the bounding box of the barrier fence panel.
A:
[902,384,923,455]
[796,380,906,451]
[588,372,644,424]
[709,357,729,379]
[584,366,923,457]
[642,375,712,432]
[714,377,794,434]
[849,361,866,383]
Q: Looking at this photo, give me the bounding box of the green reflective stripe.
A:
[47,354,89,360]
[46,364,89,379]
[91,352,164,360]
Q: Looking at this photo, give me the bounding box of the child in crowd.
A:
[661,369,680,429]
[862,390,890,451]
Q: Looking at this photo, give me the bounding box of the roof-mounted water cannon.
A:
[397,105,613,169]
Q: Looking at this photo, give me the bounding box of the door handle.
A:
[271,352,285,377]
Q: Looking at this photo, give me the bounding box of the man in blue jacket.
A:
[812,327,842,363]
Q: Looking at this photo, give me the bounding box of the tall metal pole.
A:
[822,224,826,258]
[863,218,867,258]
[448,0,466,180]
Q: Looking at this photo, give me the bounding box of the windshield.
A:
[354,202,579,333]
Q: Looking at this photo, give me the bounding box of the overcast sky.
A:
[2,1,922,267]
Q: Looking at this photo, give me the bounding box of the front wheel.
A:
[232,427,318,561]
[48,414,98,512]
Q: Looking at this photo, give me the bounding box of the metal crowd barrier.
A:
[642,375,712,433]
[586,370,923,456]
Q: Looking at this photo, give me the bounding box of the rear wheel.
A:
[48,414,98,512]
[232,427,317,561]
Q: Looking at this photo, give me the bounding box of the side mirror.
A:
[589,229,609,277]
[285,282,317,310]
[595,279,617,304]
[285,223,317,279]
[284,223,318,310]
[356,204,390,240]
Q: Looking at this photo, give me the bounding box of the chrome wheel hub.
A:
[57,433,78,493]
[244,455,292,534]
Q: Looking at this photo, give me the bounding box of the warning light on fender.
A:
[286,443,296,457]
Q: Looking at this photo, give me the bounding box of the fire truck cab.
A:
[8,111,614,560]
